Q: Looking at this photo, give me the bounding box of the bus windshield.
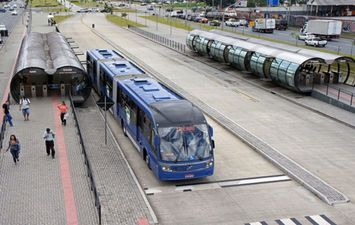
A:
[159,124,212,162]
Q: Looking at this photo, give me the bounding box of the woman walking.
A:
[6,135,20,164]
[2,100,13,127]
[57,101,69,126]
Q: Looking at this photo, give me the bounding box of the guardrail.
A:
[315,83,355,106]
[128,25,186,54]
[69,95,101,225]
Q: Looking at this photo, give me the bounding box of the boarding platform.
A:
[0,97,98,225]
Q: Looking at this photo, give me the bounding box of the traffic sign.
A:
[96,96,114,111]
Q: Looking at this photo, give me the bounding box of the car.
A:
[0,24,8,37]
[305,37,327,47]
[140,2,147,6]
[147,5,153,10]
[298,33,315,41]
[239,19,248,26]
[200,17,208,23]
[11,10,18,15]
[209,20,221,26]
[77,8,89,13]
[225,18,240,27]
[0,8,6,13]
[0,36,2,44]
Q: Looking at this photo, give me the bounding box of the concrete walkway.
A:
[0,97,98,225]
[75,96,157,225]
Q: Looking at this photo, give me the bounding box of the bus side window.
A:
[138,110,144,131]
[127,98,137,125]
[117,88,122,104]
[151,129,156,155]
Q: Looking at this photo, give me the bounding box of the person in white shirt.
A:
[43,128,55,159]
[19,96,30,121]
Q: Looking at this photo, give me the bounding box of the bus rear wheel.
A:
[121,119,127,137]
[144,150,151,170]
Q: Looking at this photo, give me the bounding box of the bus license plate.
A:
[185,174,194,178]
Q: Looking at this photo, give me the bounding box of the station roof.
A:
[208,29,354,64]
[14,32,85,75]
[307,0,354,6]
[192,30,320,65]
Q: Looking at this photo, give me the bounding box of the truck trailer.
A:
[300,20,342,40]
[252,18,275,33]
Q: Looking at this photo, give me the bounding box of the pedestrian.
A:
[57,101,69,126]
[19,96,30,121]
[5,135,20,164]
[2,100,13,127]
[43,128,55,159]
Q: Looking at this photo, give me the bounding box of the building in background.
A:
[307,0,355,17]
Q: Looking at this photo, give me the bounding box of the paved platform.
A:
[0,97,98,225]
[75,96,157,225]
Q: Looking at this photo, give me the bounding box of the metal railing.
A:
[128,25,186,54]
[317,83,355,106]
[69,95,101,225]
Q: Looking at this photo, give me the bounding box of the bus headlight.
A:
[206,159,213,168]
[162,166,172,172]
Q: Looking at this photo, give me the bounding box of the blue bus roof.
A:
[121,78,182,105]
[101,59,145,78]
[121,78,206,126]
[87,49,123,60]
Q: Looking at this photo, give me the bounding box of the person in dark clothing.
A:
[43,128,55,159]
[2,100,13,127]
[6,135,20,164]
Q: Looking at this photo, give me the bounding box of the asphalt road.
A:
[0,2,25,45]
[133,4,355,56]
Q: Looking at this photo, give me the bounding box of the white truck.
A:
[300,20,342,40]
[252,18,275,33]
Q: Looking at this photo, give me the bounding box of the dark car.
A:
[275,19,288,30]
[209,20,221,26]
[0,8,6,13]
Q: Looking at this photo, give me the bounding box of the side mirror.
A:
[154,136,160,146]
[208,125,214,137]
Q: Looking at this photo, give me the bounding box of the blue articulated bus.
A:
[86,49,215,181]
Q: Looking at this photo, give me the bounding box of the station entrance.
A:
[10,32,91,104]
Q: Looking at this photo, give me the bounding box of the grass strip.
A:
[113,9,137,13]
[140,15,194,31]
[69,0,102,7]
[30,0,60,7]
[106,14,145,27]
[54,15,73,23]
